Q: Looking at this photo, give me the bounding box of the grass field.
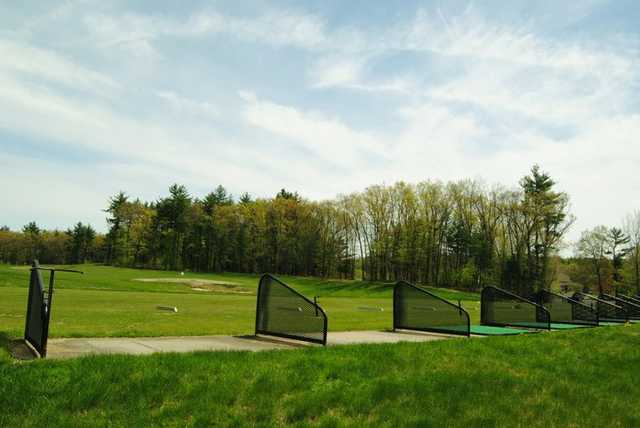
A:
[0,264,480,339]
[1,324,640,427]
[2,264,640,426]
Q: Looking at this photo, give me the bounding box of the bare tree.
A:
[623,210,640,294]
[575,226,613,295]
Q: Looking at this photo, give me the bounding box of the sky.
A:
[1,0,639,244]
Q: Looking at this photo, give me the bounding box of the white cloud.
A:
[309,56,365,89]
[0,38,119,94]
[1,2,639,245]
[83,8,329,56]
[156,91,220,121]
[304,7,637,102]
[0,63,281,206]
[240,91,387,169]
[399,9,636,81]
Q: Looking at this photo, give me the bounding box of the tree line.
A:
[101,165,575,295]
[569,211,640,295]
[3,166,592,294]
[0,221,101,265]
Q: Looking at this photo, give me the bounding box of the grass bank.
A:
[1,325,639,427]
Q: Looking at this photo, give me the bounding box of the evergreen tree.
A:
[156,184,191,270]
[608,227,631,286]
[104,192,128,265]
[22,221,42,262]
[519,165,573,292]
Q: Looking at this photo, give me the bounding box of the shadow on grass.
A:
[0,331,37,361]
[0,331,14,362]
[0,331,11,350]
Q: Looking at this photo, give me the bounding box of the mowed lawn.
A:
[0,264,480,339]
[1,325,640,427]
[2,264,640,427]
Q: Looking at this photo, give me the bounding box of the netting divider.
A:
[602,293,640,319]
[24,261,47,357]
[620,294,640,306]
[576,293,628,323]
[393,281,470,337]
[255,273,328,346]
[481,286,551,330]
[535,290,598,326]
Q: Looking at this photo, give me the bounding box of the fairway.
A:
[0,265,481,339]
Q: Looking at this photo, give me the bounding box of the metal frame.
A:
[575,293,628,323]
[618,293,640,306]
[602,293,640,319]
[534,290,598,326]
[481,286,551,330]
[393,281,471,337]
[255,274,328,346]
[24,260,83,357]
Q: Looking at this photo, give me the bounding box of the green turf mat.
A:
[469,325,531,336]
[599,321,626,326]
[504,322,550,329]
[549,323,590,330]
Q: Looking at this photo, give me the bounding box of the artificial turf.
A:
[469,325,531,335]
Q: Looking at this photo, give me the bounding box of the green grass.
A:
[0,264,480,339]
[1,325,639,427]
[2,264,639,426]
[0,264,480,300]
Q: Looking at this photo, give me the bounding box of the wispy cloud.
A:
[155,91,220,121]
[239,91,387,169]
[1,0,639,241]
[0,38,119,94]
[83,8,330,57]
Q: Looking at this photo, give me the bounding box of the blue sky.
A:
[1,0,639,244]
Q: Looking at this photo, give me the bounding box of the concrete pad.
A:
[47,338,157,358]
[46,335,290,359]
[44,330,457,359]
[327,330,456,345]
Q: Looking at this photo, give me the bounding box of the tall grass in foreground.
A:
[2,325,640,427]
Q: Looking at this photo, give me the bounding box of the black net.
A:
[620,294,640,306]
[393,281,470,337]
[602,294,640,319]
[24,261,48,356]
[573,293,627,322]
[481,286,550,330]
[535,290,597,326]
[255,274,327,345]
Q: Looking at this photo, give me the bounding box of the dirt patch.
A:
[9,341,37,360]
[133,278,252,294]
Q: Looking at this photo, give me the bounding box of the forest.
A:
[2,166,639,295]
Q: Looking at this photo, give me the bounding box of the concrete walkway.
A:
[44,330,455,359]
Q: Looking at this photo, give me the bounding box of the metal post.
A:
[40,270,56,357]
[30,266,83,358]
[24,263,36,345]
